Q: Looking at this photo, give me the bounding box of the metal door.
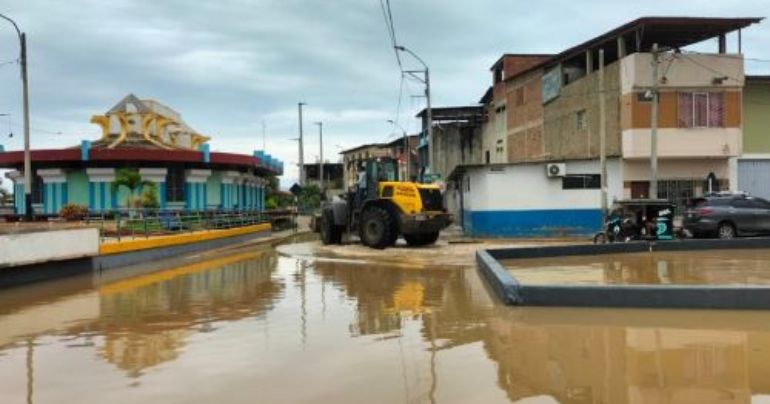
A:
[738,160,770,199]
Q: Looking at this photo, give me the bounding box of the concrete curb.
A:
[477,238,770,310]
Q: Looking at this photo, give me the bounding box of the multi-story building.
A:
[434,17,762,237]
[339,143,390,189]
[302,162,344,198]
[737,75,770,199]
[339,135,419,188]
[382,134,419,182]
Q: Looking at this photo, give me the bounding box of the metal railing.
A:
[85,209,274,242]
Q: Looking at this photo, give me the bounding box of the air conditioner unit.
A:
[546,163,566,178]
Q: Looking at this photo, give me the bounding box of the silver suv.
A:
[684,194,770,239]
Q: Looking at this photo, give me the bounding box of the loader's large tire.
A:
[320,209,342,245]
[403,232,439,247]
[359,206,397,249]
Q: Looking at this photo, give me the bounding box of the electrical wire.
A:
[0,58,18,67]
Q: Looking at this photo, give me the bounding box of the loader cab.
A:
[363,158,399,201]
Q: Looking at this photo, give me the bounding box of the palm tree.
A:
[112,168,153,211]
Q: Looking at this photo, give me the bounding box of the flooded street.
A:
[4,242,770,403]
[505,249,770,286]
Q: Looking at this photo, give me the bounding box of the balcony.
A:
[620,52,744,93]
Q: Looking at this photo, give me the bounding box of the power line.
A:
[378,0,402,71]
[681,51,770,64]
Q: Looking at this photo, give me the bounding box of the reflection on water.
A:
[4,247,770,402]
[505,249,770,285]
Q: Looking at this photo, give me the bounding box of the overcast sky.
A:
[1,0,768,189]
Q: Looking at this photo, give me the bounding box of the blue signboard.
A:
[542,66,562,104]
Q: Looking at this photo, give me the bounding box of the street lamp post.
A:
[0,13,31,220]
[297,102,306,186]
[395,45,432,178]
[314,122,323,191]
[387,119,410,180]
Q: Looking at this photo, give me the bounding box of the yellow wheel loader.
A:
[317,157,451,249]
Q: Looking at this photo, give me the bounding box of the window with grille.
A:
[562,174,600,190]
[32,175,43,204]
[678,92,724,128]
[576,109,587,130]
[166,167,185,202]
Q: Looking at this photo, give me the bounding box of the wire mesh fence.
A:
[85,209,296,242]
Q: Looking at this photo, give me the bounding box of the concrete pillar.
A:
[719,33,727,54]
[220,171,240,211]
[586,50,594,74]
[184,169,211,211]
[37,169,68,215]
[617,36,627,59]
[86,168,116,212]
[5,170,25,215]
[139,168,168,209]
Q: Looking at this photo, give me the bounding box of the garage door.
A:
[738,160,770,199]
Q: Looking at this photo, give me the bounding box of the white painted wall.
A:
[461,159,623,212]
[621,53,744,94]
[0,228,99,268]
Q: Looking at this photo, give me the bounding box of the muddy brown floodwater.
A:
[505,249,770,286]
[4,242,770,403]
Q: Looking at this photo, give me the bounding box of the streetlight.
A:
[0,13,31,220]
[395,45,432,178]
[314,121,323,191]
[387,119,410,180]
[297,102,306,186]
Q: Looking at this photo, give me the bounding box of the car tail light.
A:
[696,207,714,216]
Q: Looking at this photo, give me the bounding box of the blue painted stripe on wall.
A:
[61,183,68,208]
[100,183,106,211]
[88,182,95,211]
[463,209,603,238]
[203,183,208,210]
[184,183,191,210]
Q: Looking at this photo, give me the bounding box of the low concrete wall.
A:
[0,228,99,268]
[0,224,273,289]
[477,238,770,310]
[94,229,271,271]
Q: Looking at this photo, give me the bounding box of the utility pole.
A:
[0,14,32,220]
[315,122,323,191]
[599,49,608,218]
[388,119,409,180]
[297,102,306,186]
[424,69,433,175]
[395,46,432,179]
[650,43,660,199]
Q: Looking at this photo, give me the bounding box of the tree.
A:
[298,184,322,213]
[112,168,153,209]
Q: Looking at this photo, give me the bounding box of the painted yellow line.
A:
[98,250,265,296]
[98,223,272,255]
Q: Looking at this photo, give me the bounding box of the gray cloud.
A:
[0,0,768,189]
